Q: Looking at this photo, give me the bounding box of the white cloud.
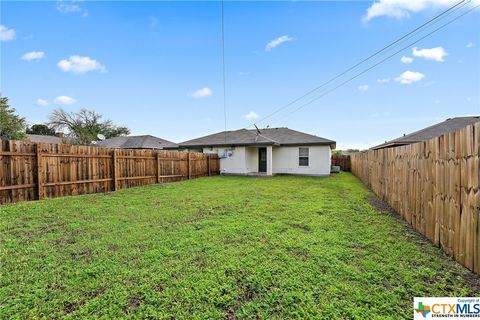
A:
[0,25,15,41]
[466,42,475,48]
[54,96,76,105]
[36,99,49,107]
[265,35,293,51]
[401,56,413,64]
[191,87,212,99]
[21,51,45,61]
[377,77,391,84]
[57,55,106,74]
[363,0,456,21]
[56,0,88,17]
[412,46,447,62]
[358,84,369,92]
[242,111,259,121]
[395,70,425,84]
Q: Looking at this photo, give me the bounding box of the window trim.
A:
[298,147,309,167]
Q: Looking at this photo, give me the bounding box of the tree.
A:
[48,108,130,145]
[26,124,56,136]
[0,97,27,140]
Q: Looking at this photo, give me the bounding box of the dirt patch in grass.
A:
[287,222,311,233]
[225,271,257,320]
[12,222,66,239]
[107,243,119,252]
[63,288,106,315]
[63,302,78,314]
[124,296,142,314]
[194,205,231,220]
[316,210,326,216]
[450,270,480,294]
[367,195,400,219]
[51,237,77,247]
[70,249,93,262]
[52,238,76,247]
[286,246,310,260]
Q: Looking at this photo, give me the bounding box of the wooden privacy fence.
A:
[0,140,220,204]
[331,154,351,171]
[351,123,479,274]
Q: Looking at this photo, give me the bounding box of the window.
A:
[299,147,309,166]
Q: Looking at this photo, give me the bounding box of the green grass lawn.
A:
[1,173,478,319]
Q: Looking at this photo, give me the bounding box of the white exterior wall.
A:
[203,147,248,174]
[266,146,273,176]
[202,145,331,176]
[245,147,258,173]
[272,146,331,175]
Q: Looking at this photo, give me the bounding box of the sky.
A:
[1,0,479,149]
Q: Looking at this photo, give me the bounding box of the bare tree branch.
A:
[48,108,130,145]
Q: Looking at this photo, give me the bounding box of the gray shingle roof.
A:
[178,128,336,149]
[27,134,64,144]
[97,135,177,149]
[372,116,480,150]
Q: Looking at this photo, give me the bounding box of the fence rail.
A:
[350,123,479,274]
[0,140,220,204]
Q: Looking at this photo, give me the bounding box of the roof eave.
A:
[371,142,412,150]
[178,141,278,148]
[178,141,336,149]
[279,142,336,148]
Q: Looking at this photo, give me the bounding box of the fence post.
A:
[207,154,211,176]
[36,143,44,200]
[187,152,191,179]
[112,149,118,191]
[156,152,160,184]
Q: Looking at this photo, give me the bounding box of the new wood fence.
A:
[0,140,220,204]
[351,123,479,274]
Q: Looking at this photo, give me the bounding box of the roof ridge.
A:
[446,115,480,120]
[256,133,280,144]
[388,118,463,143]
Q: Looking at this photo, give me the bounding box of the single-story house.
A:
[97,135,177,150]
[372,116,479,150]
[176,127,336,176]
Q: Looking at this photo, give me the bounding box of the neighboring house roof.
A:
[177,127,336,149]
[372,116,480,150]
[335,151,359,156]
[27,134,64,144]
[96,135,178,149]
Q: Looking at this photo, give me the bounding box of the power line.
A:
[270,3,480,124]
[247,0,470,128]
[221,0,228,144]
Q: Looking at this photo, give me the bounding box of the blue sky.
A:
[1,0,479,149]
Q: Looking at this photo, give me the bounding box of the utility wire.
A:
[246,0,469,129]
[221,0,228,144]
[270,3,480,124]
